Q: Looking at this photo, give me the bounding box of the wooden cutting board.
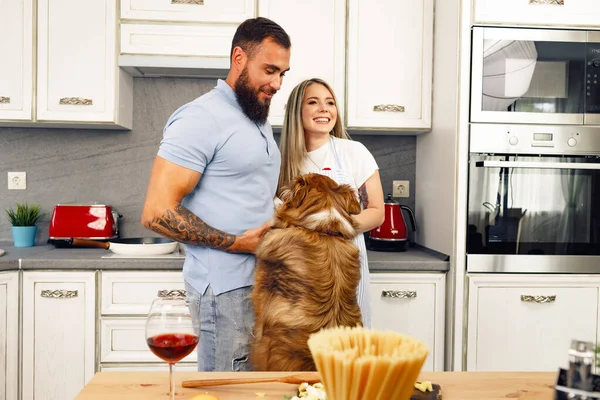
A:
[75,371,555,399]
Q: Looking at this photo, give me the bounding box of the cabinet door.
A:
[0,272,19,400]
[0,0,33,121]
[121,0,254,23]
[467,275,599,372]
[22,271,96,400]
[369,273,445,371]
[37,0,120,124]
[346,0,433,131]
[473,0,600,28]
[259,0,346,127]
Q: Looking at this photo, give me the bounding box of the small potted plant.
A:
[5,203,42,247]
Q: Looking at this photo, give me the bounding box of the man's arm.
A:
[141,156,268,254]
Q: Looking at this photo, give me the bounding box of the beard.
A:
[234,68,274,125]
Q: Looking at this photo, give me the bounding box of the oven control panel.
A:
[470,123,600,155]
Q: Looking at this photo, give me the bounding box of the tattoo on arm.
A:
[146,204,236,251]
[358,184,369,209]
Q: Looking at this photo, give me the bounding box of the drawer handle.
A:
[171,0,204,4]
[0,96,10,104]
[41,289,78,298]
[521,295,556,303]
[157,289,187,298]
[373,104,405,113]
[381,290,417,299]
[59,97,93,106]
[529,0,563,4]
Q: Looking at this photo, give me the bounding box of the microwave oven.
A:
[470,27,600,125]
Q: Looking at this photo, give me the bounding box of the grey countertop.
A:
[0,244,449,273]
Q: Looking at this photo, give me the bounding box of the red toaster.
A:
[49,204,121,239]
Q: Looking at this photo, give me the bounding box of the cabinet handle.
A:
[521,295,556,303]
[381,290,417,299]
[157,289,187,298]
[373,104,405,112]
[41,289,78,298]
[171,0,204,4]
[0,96,10,104]
[59,97,93,106]
[529,0,563,4]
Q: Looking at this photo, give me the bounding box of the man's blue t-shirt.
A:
[157,79,281,295]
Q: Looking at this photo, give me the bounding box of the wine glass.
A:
[146,296,199,400]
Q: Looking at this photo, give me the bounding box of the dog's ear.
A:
[280,176,308,209]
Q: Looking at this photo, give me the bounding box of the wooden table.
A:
[75,371,557,399]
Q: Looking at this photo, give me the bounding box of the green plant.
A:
[5,203,42,226]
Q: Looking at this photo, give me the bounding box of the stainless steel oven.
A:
[467,124,600,273]
[471,27,600,125]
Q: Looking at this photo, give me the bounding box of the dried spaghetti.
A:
[307,326,428,400]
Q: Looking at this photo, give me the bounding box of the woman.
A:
[279,78,385,327]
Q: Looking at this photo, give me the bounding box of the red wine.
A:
[147,333,199,363]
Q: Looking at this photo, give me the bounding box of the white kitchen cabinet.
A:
[467,274,599,372]
[121,0,254,23]
[473,0,600,28]
[99,271,194,371]
[101,270,187,315]
[100,363,198,372]
[346,0,433,131]
[120,23,237,61]
[369,272,445,371]
[0,0,33,122]
[259,0,346,127]
[22,271,96,400]
[35,0,133,129]
[0,272,19,400]
[100,318,196,364]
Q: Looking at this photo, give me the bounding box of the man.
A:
[141,17,291,372]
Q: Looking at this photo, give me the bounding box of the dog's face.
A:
[276,173,361,239]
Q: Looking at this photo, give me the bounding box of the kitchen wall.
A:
[0,78,416,244]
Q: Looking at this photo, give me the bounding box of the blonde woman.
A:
[279,78,385,327]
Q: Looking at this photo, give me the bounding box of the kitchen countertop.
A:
[0,243,449,273]
[75,371,555,399]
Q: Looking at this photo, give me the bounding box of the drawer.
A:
[121,0,255,23]
[469,283,599,371]
[101,271,186,315]
[120,23,236,58]
[100,318,197,363]
[100,363,198,372]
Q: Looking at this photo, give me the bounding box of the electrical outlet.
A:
[392,180,409,198]
[8,172,26,190]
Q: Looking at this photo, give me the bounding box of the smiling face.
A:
[234,38,291,124]
[301,83,338,137]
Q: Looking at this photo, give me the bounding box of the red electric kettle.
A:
[367,194,417,252]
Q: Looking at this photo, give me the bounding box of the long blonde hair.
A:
[278,78,350,195]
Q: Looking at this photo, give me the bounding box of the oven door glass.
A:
[467,155,600,255]
[471,27,588,125]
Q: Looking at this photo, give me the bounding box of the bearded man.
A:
[141,17,291,372]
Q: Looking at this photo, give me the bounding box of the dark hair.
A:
[230,17,291,59]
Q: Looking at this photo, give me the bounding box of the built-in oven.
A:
[470,27,600,125]
[467,124,600,273]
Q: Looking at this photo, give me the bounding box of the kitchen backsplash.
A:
[0,78,415,244]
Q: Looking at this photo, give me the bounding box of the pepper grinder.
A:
[566,339,595,396]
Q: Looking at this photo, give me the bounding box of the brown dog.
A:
[250,173,363,371]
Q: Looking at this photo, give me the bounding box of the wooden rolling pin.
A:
[182,372,321,388]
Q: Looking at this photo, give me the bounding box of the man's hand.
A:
[230,221,273,254]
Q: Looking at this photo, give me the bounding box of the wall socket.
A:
[8,172,27,190]
[392,180,409,198]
